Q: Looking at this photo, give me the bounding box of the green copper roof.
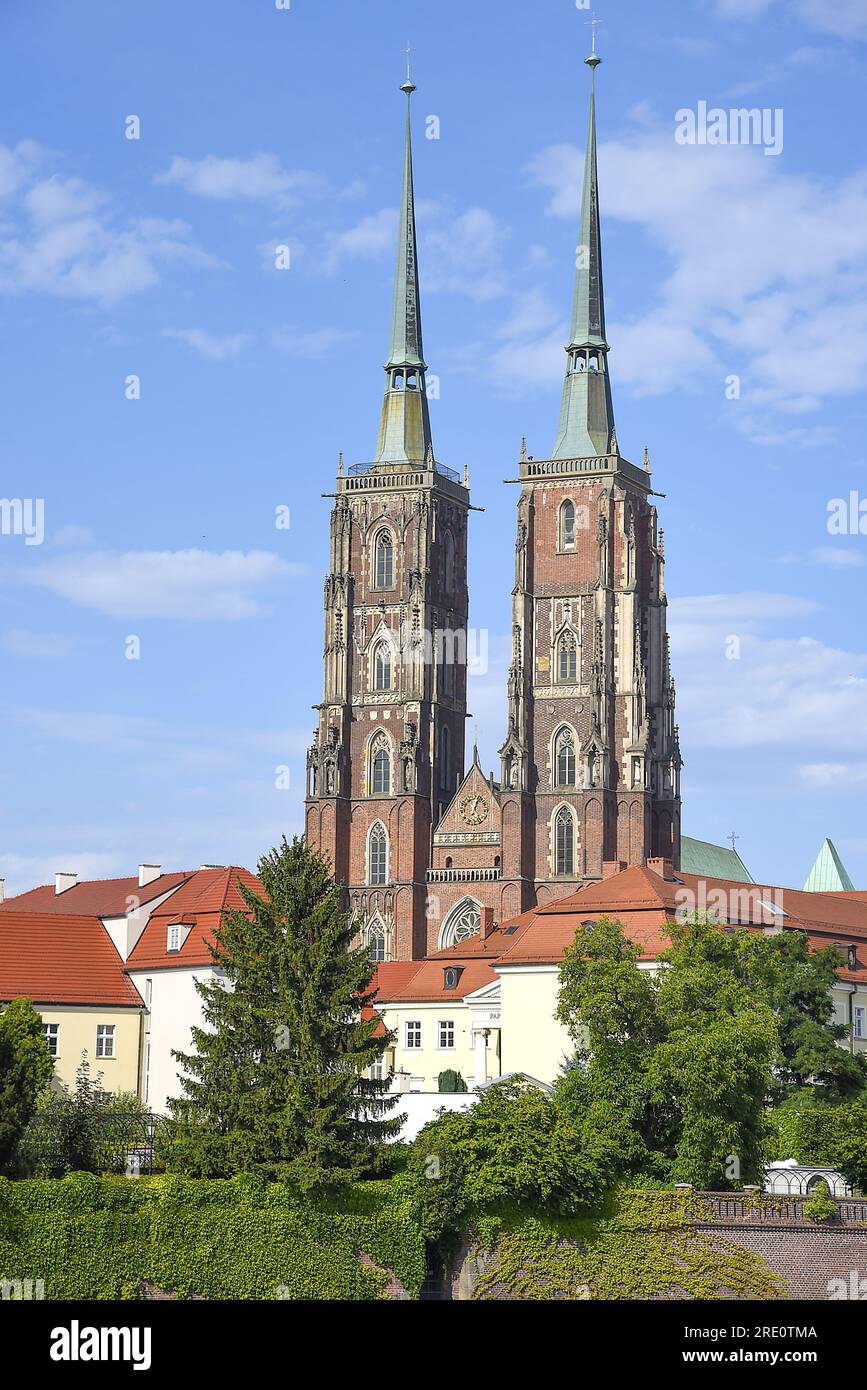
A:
[552,52,616,460]
[680,836,754,884]
[804,838,855,892]
[373,81,433,466]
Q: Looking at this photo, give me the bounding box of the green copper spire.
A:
[552,46,616,460]
[374,74,433,466]
[804,838,856,892]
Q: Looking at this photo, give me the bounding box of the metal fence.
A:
[18,1111,166,1177]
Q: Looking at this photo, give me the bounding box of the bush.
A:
[803,1180,837,1224]
[437,1070,468,1094]
[407,1077,616,1243]
[0,1173,426,1300]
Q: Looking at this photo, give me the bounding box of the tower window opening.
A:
[374,530,394,589]
[555,806,575,876]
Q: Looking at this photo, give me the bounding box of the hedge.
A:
[0,1172,426,1300]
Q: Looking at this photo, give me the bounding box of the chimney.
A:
[55,872,78,896]
[0,879,5,902]
[646,857,674,880]
[602,860,627,879]
[138,864,161,888]
[480,906,495,942]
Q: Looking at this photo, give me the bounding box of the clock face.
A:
[459,793,489,826]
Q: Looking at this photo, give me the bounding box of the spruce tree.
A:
[168,836,402,1189]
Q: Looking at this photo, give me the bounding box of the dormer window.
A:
[167,924,181,953]
[443,966,464,991]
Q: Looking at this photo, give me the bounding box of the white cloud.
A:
[22,549,304,620]
[322,208,397,272]
[798,762,867,788]
[271,324,356,358]
[810,546,866,569]
[0,630,72,658]
[670,591,867,751]
[525,131,867,434]
[715,0,867,34]
[156,154,324,205]
[163,327,252,361]
[0,145,218,304]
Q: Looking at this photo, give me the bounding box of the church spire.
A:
[552,42,617,460]
[374,68,433,466]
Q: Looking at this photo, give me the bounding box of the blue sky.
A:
[1,0,865,895]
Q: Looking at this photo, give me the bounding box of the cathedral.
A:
[305,50,682,964]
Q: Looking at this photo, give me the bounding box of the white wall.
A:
[129,965,221,1114]
[386,1088,477,1142]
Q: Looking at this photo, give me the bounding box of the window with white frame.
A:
[42,1022,59,1058]
[167,924,182,952]
[96,1024,116,1059]
[405,1020,422,1050]
[855,1005,866,1040]
[438,1019,455,1050]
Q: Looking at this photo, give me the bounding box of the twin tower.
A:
[305,54,682,963]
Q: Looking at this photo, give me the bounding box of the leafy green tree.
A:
[167,836,402,1191]
[555,917,674,1179]
[0,999,54,1173]
[408,1077,616,1241]
[23,1052,108,1176]
[556,916,779,1188]
[755,933,867,1100]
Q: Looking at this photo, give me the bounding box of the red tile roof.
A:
[372,956,498,1002]
[126,867,262,970]
[0,911,144,1007]
[495,866,867,980]
[0,873,190,917]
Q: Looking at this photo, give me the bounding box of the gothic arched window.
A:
[372,639,392,692]
[558,630,578,683]
[370,733,391,796]
[368,823,388,885]
[444,530,456,594]
[554,806,575,876]
[438,724,450,790]
[374,529,394,589]
[560,500,576,551]
[367,920,386,963]
[439,897,481,949]
[554,728,576,787]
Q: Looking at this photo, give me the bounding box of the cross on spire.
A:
[587,15,603,55]
[728,831,740,854]
[404,39,413,84]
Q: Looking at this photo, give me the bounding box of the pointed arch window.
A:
[554,806,575,876]
[368,823,388,886]
[554,728,576,787]
[374,529,394,589]
[370,732,391,796]
[439,897,481,949]
[438,724,450,790]
[367,920,387,963]
[444,530,456,595]
[372,639,392,692]
[558,630,578,683]
[560,500,576,551]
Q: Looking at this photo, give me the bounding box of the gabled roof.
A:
[804,839,855,893]
[0,911,144,1007]
[373,956,499,1003]
[493,864,867,980]
[0,873,190,918]
[126,867,261,970]
[681,835,753,884]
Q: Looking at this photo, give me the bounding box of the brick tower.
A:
[499,45,682,899]
[305,75,471,961]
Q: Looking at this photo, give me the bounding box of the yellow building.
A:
[0,907,146,1097]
